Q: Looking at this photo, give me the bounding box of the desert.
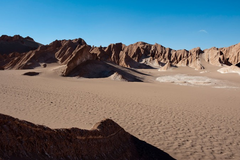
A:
[0,35,240,159]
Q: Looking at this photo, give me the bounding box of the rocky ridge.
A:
[0,113,175,160]
[203,43,240,66]
[0,35,239,78]
[0,35,41,55]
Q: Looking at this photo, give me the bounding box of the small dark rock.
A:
[41,63,47,68]
[23,72,40,76]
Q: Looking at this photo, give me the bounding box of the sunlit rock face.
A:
[203,43,240,66]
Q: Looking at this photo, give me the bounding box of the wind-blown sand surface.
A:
[1,64,240,160]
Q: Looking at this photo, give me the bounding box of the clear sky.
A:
[1,0,240,50]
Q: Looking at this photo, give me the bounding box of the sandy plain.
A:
[0,63,240,160]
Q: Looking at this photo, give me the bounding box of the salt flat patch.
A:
[213,86,239,89]
[156,74,239,89]
[156,74,230,87]
[156,74,216,86]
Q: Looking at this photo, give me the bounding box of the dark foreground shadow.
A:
[131,136,176,160]
[0,113,176,160]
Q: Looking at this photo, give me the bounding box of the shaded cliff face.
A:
[0,35,41,55]
[0,35,239,77]
[0,113,175,160]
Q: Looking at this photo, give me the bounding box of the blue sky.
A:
[1,0,240,50]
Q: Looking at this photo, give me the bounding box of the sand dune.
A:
[156,74,218,86]
[156,74,239,88]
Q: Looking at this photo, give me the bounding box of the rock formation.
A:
[202,47,224,66]
[0,113,175,160]
[203,43,240,66]
[3,38,88,70]
[0,35,41,55]
[0,35,239,78]
[62,45,94,76]
[158,61,171,71]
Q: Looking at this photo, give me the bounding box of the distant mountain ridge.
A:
[0,35,239,78]
[0,35,41,55]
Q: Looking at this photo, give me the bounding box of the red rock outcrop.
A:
[54,38,87,64]
[186,47,204,70]
[203,43,240,66]
[4,45,57,69]
[103,42,204,70]
[202,47,224,66]
[220,43,240,65]
[3,38,88,70]
[0,113,175,160]
[105,43,126,64]
[90,46,107,60]
[62,45,95,76]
